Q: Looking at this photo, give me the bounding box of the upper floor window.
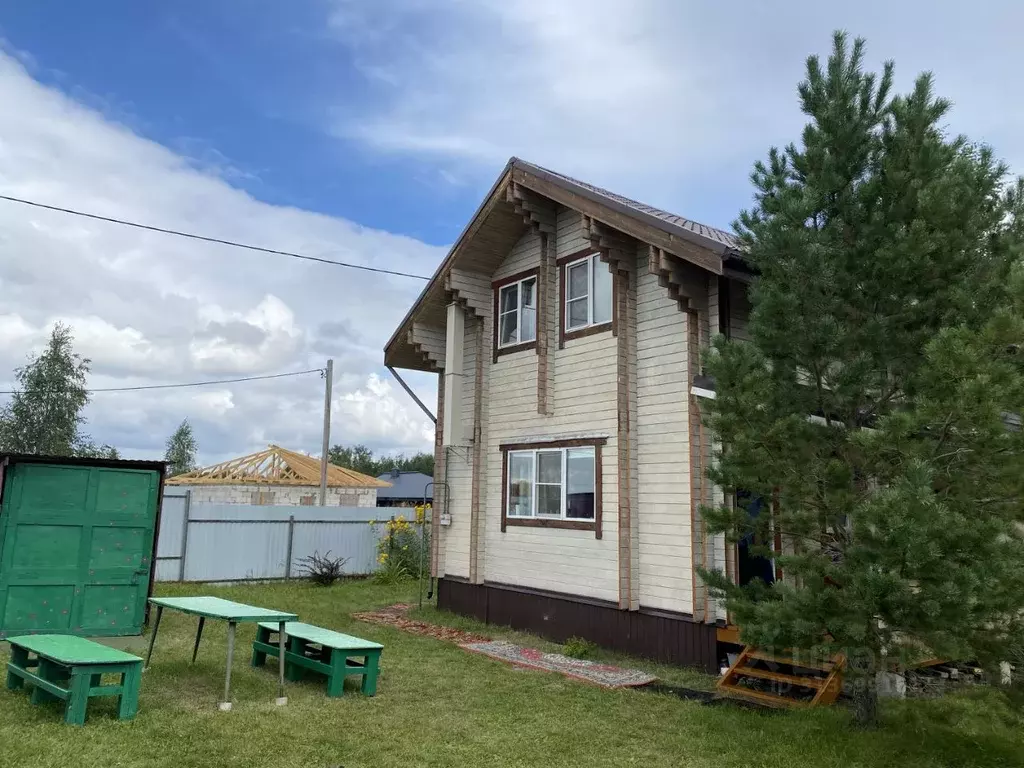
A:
[564,253,612,335]
[496,274,537,349]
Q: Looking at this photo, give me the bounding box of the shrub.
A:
[296,550,349,586]
[370,504,431,583]
[563,637,598,660]
[373,553,410,585]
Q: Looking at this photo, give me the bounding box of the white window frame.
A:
[564,253,612,332]
[505,446,596,520]
[497,275,538,348]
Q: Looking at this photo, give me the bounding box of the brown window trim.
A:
[492,267,540,363]
[500,437,604,539]
[557,249,616,348]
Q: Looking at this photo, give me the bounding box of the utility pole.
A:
[319,359,333,506]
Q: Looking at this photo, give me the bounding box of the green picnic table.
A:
[146,596,298,711]
[5,634,142,725]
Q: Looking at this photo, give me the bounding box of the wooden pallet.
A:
[717,645,845,708]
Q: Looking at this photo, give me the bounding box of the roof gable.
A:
[385,156,742,371]
[166,444,391,488]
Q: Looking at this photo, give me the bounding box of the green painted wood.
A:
[256,621,383,650]
[0,463,161,639]
[118,663,140,720]
[250,625,270,667]
[8,634,143,665]
[251,624,382,698]
[149,596,297,623]
[5,641,142,724]
[360,650,381,696]
[253,639,332,675]
[10,665,70,701]
[65,673,90,725]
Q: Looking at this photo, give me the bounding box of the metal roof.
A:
[375,470,434,500]
[514,159,741,252]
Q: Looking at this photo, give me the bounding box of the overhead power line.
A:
[0,194,432,281]
[0,368,324,396]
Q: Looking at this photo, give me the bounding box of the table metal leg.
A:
[219,621,236,711]
[144,606,163,669]
[276,620,287,705]
[191,617,205,664]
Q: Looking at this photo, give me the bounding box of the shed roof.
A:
[375,470,434,500]
[165,444,390,488]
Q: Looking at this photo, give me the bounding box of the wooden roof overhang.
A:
[384,157,748,373]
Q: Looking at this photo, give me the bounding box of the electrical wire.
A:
[0,368,324,396]
[0,194,433,281]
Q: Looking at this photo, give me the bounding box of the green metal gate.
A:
[0,460,162,639]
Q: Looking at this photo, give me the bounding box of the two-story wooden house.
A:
[384,158,754,672]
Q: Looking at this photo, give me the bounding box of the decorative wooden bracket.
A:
[507,182,556,234]
[648,245,694,312]
[444,268,491,319]
[407,322,445,372]
[583,216,634,275]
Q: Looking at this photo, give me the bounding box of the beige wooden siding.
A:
[636,258,693,614]
[557,208,590,255]
[492,226,542,282]
[483,210,620,602]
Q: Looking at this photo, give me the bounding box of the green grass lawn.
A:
[1,580,1023,768]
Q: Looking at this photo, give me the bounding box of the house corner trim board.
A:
[432,379,445,578]
[616,263,640,611]
[536,230,555,416]
[468,316,487,585]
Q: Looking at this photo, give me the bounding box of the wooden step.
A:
[745,649,833,672]
[718,645,846,709]
[730,665,824,689]
[716,684,811,708]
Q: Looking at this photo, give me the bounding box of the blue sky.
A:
[0,1,1021,464]
[0,2,469,244]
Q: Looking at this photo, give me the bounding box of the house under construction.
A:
[166,444,390,507]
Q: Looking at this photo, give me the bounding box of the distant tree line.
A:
[329,443,433,478]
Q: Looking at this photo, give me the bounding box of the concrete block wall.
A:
[179,484,377,507]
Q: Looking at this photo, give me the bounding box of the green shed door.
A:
[0,463,160,639]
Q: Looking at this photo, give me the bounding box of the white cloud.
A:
[0,50,441,462]
[328,0,1024,217]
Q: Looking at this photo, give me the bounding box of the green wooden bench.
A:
[251,622,383,697]
[5,635,142,725]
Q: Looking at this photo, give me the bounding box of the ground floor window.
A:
[501,438,604,537]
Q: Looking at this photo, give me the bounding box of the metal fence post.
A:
[284,515,295,579]
[178,490,192,582]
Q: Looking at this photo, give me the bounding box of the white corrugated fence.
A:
[155,491,399,582]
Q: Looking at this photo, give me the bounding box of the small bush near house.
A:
[370,505,431,583]
[297,550,349,586]
[563,637,598,660]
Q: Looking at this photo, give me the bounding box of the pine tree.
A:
[701,33,1024,726]
[0,322,92,456]
[164,419,198,476]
